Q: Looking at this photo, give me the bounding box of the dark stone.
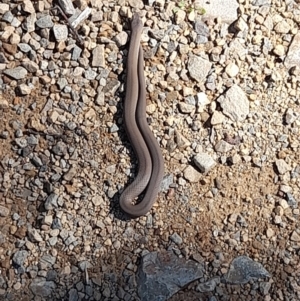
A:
[222,256,270,284]
[137,251,204,301]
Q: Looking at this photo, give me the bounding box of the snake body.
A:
[119,13,164,217]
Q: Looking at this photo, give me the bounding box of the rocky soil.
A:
[0,0,300,300]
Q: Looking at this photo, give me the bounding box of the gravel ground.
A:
[0,0,300,300]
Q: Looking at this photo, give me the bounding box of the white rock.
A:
[225,63,239,77]
[218,84,249,122]
[194,153,216,173]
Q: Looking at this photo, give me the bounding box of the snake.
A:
[119,13,164,217]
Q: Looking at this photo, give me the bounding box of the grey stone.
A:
[195,20,209,36]
[72,45,82,60]
[24,13,36,32]
[0,53,7,63]
[214,140,234,153]
[3,66,28,80]
[68,288,79,301]
[222,256,270,284]
[15,137,28,148]
[18,43,32,53]
[84,68,97,80]
[109,123,119,133]
[188,54,212,83]
[197,277,220,292]
[52,141,67,155]
[92,45,105,67]
[160,174,173,192]
[57,77,68,90]
[58,0,75,15]
[12,250,28,267]
[0,4,9,14]
[27,228,43,242]
[275,159,292,175]
[18,84,32,95]
[218,84,249,121]
[63,167,77,181]
[285,33,300,69]
[194,153,216,173]
[27,135,38,145]
[78,260,92,272]
[115,31,128,47]
[286,192,297,208]
[36,15,54,29]
[40,255,56,268]
[53,24,68,41]
[2,11,13,23]
[137,251,204,301]
[70,7,92,28]
[22,0,35,13]
[22,61,39,73]
[183,165,201,183]
[45,193,59,210]
[29,278,56,297]
[0,205,9,217]
[252,0,271,5]
[169,233,182,245]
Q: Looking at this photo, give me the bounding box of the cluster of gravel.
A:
[0,0,300,300]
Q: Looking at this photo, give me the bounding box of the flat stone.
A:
[45,193,59,210]
[274,20,290,34]
[197,277,220,292]
[128,0,144,9]
[18,84,32,95]
[36,15,54,28]
[0,3,9,14]
[275,159,292,175]
[183,165,202,183]
[175,130,191,150]
[195,19,209,36]
[18,43,33,53]
[137,251,204,301]
[24,13,36,32]
[3,66,28,80]
[194,153,216,173]
[63,167,77,181]
[58,0,76,15]
[169,233,182,245]
[92,45,105,67]
[84,68,97,80]
[222,256,270,284]
[27,228,43,242]
[188,54,212,83]
[195,0,239,24]
[214,140,234,153]
[15,137,28,148]
[285,33,300,69]
[225,63,239,77]
[22,0,36,14]
[30,278,56,297]
[0,205,9,217]
[12,250,29,267]
[53,24,68,41]
[211,111,225,125]
[291,231,300,242]
[218,84,249,122]
[114,31,128,47]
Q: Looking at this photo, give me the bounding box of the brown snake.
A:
[119,13,164,217]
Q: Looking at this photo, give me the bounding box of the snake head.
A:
[131,13,143,31]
